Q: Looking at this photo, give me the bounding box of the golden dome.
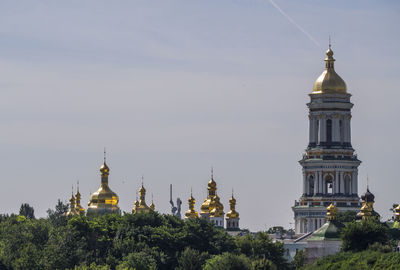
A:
[200,169,217,215]
[326,203,338,221]
[87,160,120,215]
[185,193,199,219]
[133,183,151,214]
[226,194,239,220]
[75,187,85,215]
[312,47,347,94]
[66,193,78,216]
[210,195,224,218]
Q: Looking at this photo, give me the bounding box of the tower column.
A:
[318,171,323,194]
[334,173,339,194]
[339,171,344,194]
[340,171,344,194]
[353,171,358,195]
[303,171,307,195]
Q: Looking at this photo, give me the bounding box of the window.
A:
[325,174,333,194]
[344,175,351,194]
[308,175,315,195]
[326,119,332,143]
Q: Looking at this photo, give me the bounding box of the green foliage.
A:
[266,226,287,234]
[292,250,305,269]
[0,201,288,270]
[235,232,288,269]
[305,250,400,270]
[46,199,68,227]
[203,253,252,270]
[336,210,357,223]
[341,220,389,252]
[116,250,157,270]
[175,247,209,270]
[19,203,35,219]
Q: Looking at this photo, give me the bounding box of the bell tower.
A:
[292,46,361,234]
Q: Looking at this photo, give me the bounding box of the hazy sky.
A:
[0,0,399,231]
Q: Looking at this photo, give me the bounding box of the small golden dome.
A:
[326,203,338,221]
[226,194,239,220]
[66,193,78,216]
[210,195,224,218]
[312,47,347,94]
[185,193,199,219]
[75,188,85,215]
[133,182,151,214]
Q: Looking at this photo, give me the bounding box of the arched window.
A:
[316,119,320,144]
[308,175,315,195]
[326,119,332,143]
[344,175,351,195]
[325,174,333,194]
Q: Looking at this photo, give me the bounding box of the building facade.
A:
[292,46,361,234]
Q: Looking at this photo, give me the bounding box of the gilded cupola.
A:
[312,45,347,94]
[185,191,198,219]
[87,153,120,216]
[66,191,78,216]
[226,193,239,220]
[133,181,152,214]
[209,193,224,218]
[200,168,217,216]
[326,203,338,221]
[75,182,85,215]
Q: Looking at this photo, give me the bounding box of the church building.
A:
[292,46,362,234]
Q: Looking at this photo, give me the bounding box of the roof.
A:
[308,220,345,241]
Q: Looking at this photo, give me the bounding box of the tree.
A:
[203,253,252,270]
[235,232,289,269]
[176,247,209,270]
[47,199,68,227]
[341,220,389,252]
[336,210,357,223]
[292,250,305,269]
[19,203,35,219]
[266,226,286,235]
[116,251,157,270]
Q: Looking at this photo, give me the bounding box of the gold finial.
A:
[327,203,338,221]
[104,147,106,163]
[211,166,214,179]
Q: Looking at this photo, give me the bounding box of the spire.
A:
[150,193,155,210]
[75,180,85,215]
[100,149,110,178]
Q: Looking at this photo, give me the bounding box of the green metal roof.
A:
[308,220,345,241]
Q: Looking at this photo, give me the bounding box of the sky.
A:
[0,0,399,231]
